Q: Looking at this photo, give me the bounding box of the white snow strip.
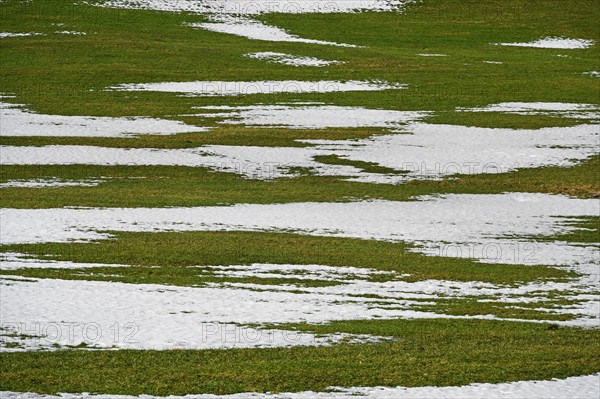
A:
[186,17,358,47]
[0,252,128,270]
[0,193,597,269]
[110,80,404,96]
[496,36,595,49]
[200,263,395,282]
[2,255,598,326]
[193,103,427,129]
[0,178,105,188]
[0,374,599,398]
[0,32,44,38]
[55,30,87,35]
[1,122,597,184]
[584,71,600,78]
[96,1,411,15]
[458,102,600,120]
[0,102,207,137]
[417,53,447,57]
[484,60,503,64]
[0,277,391,351]
[244,51,342,67]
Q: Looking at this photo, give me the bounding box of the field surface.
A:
[0,0,599,398]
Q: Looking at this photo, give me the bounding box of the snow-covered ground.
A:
[2,123,597,184]
[95,1,413,47]
[1,193,597,269]
[0,32,44,38]
[0,178,105,188]
[2,275,398,351]
[109,80,405,96]
[2,373,599,398]
[95,1,412,15]
[457,102,600,121]
[244,52,342,67]
[186,17,359,47]
[0,101,206,137]
[495,36,595,49]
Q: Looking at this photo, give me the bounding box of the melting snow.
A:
[457,102,600,120]
[0,367,599,397]
[244,51,342,67]
[0,102,207,137]
[192,104,427,128]
[110,80,404,96]
[96,1,411,15]
[496,36,595,49]
[0,178,105,188]
[0,252,128,270]
[1,123,597,183]
[54,30,87,35]
[186,17,358,47]
[0,32,44,38]
[0,276,391,351]
[1,193,597,269]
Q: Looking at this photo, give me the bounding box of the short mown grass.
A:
[1,319,599,395]
[0,230,573,285]
[1,0,599,394]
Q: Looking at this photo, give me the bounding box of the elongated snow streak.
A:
[0,178,104,188]
[244,51,342,67]
[109,80,405,96]
[96,1,412,15]
[1,193,597,268]
[0,102,206,137]
[0,32,44,38]
[457,102,600,121]
[0,373,599,398]
[186,17,359,47]
[496,36,595,49]
[4,121,595,184]
[0,276,395,351]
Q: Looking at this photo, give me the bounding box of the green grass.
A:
[1,0,599,394]
[0,0,598,117]
[1,156,598,209]
[0,231,571,284]
[1,319,599,395]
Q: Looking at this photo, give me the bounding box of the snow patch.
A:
[186,16,358,47]
[457,102,600,121]
[193,103,427,129]
[1,374,599,398]
[0,277,392,351]
[1,123,597,184]
[496,36,595,49]
[110,80,404,96]
[0,32,44,38]
[0,101,207,137]
[1,193,597,269]
[0,178,105,188]
[244,51,342,67]
[95,1,412,15]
